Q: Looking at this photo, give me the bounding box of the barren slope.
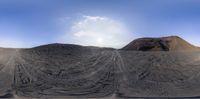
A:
[117,51,200,97]
[122,36,199,51]
[13,44,116,98]
[0,43,200,98]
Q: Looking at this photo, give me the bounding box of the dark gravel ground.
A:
[0,44,200,98]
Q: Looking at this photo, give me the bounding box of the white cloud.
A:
[60,15,135,48]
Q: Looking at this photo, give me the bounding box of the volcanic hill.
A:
[122,36,199,51]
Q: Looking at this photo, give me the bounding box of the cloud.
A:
[60,15,134,48]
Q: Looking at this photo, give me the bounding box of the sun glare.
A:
[65,15,133,48]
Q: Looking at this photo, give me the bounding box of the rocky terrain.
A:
[0,36,200,98]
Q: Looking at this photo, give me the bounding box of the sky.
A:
[0,0,200,48]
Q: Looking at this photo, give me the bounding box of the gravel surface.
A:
[0,44,200,98]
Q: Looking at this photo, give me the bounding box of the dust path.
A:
[0,49,19,97]
[85,51,115,78]
[113,50,128,81]
[0,49,19,73]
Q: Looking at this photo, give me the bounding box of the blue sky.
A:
[0,0,200,48]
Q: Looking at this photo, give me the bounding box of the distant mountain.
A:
[122,36,199,51]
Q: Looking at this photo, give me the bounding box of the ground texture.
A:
[0,44,200,98]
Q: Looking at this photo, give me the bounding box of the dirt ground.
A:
[0,44,200,98]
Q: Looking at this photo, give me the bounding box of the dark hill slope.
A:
[13,44,116,98]
[117,51,200,97]
[122,36,199,51]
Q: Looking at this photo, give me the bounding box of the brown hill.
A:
[122,36,199,51]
